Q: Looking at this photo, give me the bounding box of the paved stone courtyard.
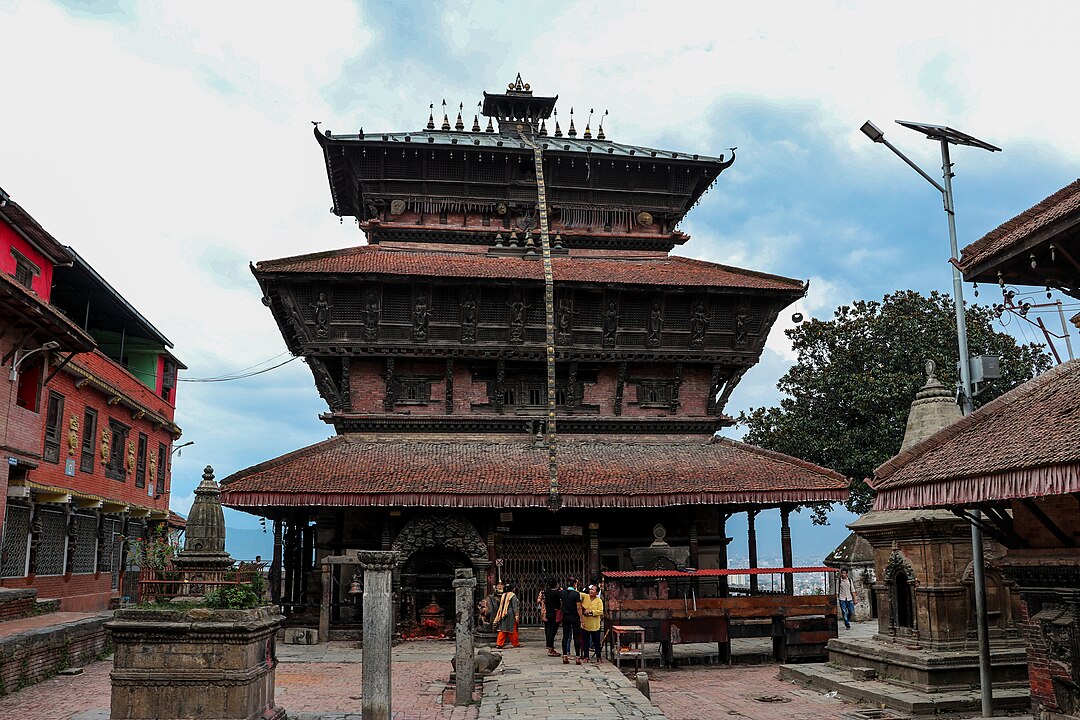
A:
[12,625,876,719]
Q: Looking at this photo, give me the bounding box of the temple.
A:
[220,77,848,633]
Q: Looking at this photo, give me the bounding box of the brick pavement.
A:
[648,664,857,720]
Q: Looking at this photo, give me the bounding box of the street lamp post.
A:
[861,119,1000,718]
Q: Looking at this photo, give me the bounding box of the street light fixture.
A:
[9,341,60,381]
[862,119,1000,718]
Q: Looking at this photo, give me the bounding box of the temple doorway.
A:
[893,569,914,629]
[499,535,585,625]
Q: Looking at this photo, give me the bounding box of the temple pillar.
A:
[358,550,400,720]
[453,568,476,706]
[589,523,600,581]
[486,528,497,589]
[688,516,699,569]
[781,505,794,595]
[270,519,283,605]
[319,560,331,643]
[718,511,730,597]
[748,510,760,595]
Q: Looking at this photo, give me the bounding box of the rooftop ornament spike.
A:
[441,114,450,131]
[455,109,464,132]
[539,118,548,136]
[508,72,532,95]
[472,114,481,132]
[583,108,594,139]
[553,109,563,137]
[485,117,494,133]
[597,109,608,140]
[427,103,435,130]
[568,107,577,138]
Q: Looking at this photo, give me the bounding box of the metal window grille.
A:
[80,408,97,473]
[99,517,121,574]
[0,505,30,578]
[499,536,586,626]
[380,285,411,323]
[135,434,148,488]
[156,443,167,496]
[42,391,64,464]
[35,508,68,576]
[71,513,98,574]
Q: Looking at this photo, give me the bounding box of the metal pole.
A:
[1057,301,1075,360]
[940,138,993,718]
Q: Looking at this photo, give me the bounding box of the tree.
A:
[740,290,1053,517]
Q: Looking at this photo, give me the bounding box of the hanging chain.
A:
[519,129,560,510]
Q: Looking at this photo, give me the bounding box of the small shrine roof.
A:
[254,245,805,292]
[316,128,730,164]
[220,435,848,510]
[823,532,873,568]
[958,179,1080,279]
[870,359,1080,510]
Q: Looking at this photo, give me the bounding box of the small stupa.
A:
[173,465,233,573]
[898,359,963,452]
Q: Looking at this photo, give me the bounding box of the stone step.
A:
[780,662,1030,715]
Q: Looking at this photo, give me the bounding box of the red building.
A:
[0,186,183,611]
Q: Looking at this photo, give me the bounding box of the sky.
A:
[1,0,1077,562]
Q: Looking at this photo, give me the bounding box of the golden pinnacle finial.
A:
[426,103,435,130]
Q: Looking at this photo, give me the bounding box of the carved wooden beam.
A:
[445,359,454,415]
[382,358,396,411]
[669,363,683,414]
[614,362,626,416]
[1020,498,1075,548]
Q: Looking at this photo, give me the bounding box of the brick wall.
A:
[1016,597,1057,715]
[0,615,110,695]
[1012,495,1080,550]
[0,589,36,622]
[0,572,116,612]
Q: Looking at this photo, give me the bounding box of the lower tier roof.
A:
[219,435,848,510]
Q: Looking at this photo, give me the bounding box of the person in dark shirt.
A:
[560,576,584,664]
[540,577,562,657]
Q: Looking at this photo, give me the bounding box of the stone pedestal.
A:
[358,550,399,720]
[105,606,285,720]
[453,568,476,706]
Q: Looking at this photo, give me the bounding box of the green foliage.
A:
[124,525,176,571]
[740,290,1052,517]
[204,583,263,610]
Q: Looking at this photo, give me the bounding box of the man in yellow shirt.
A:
[577,584,604,663]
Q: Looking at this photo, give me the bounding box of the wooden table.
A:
[608,624,646,673]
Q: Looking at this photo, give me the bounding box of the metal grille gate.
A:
[499,536,585,626]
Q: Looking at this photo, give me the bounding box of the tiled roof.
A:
[0,271,95,351]
[318,128,729,164]
[871,359,1080,508]
[958,179,1080,274]
[220,435,847,509]
[0,191,74,265]
[254,246,805,292]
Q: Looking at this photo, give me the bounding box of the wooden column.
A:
[589,523,600,582]
[282,520,295,607]
[781,505,794,595]
[718,511,730,597]
[688,518,699,570]
[270,518,283,605]
[747,509,760,595]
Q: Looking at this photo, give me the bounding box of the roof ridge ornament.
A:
[583,108,593,139]
[455,101,465,131]
[568,107,577,138]
[509,72,531,95]
[441,99,450,131]
[427,103,435,130]
[597,109,608,140]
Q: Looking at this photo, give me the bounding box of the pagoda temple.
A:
[220,76,848,631]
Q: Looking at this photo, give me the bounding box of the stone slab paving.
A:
[478,634,665,720]
[0,610,109,638]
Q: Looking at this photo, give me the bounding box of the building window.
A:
[80,408,97,473]
[34,507,68,576]
[14,357,42,411]
[499,377,568,409]
[10,249,39,290]
[42,391,65,463]
[106,419,129,481]
[635,381,673,408]
[397,378,432,404]
[71,512,98,574]
[156,442,167,496]
[135,433,148,488]
[0,504,31,578]
[161,358,177,403]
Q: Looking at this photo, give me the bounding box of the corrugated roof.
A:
[254,245,805,292]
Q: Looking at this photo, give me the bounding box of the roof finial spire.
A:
[426,103,435,130]
[583,108,593,139]
[472,114,481,133]
[597,109,608,140]
[568,107,577,138]
[553,108,562,137]
[455,101,464,131]
[485,116,494,133]
[441,99,450,131]
[539,118,548,136]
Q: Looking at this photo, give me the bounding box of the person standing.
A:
[838,568,859,630]
[541,578,562,657]
[560,576,584,664]
[578,584,604,663]
[494,581,521,648]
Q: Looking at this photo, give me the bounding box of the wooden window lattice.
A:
[0,505,30,578]
[43,391,64,464]
[106,420,129,481]
[80,408,97,473]
[135,433,148,489]
[156,443,167,496]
